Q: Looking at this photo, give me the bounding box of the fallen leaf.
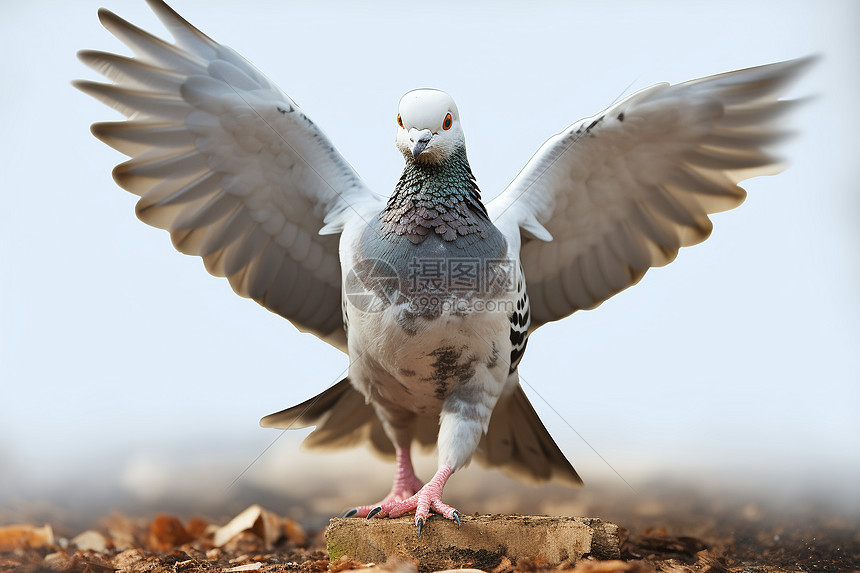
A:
[206,547,222,560]
[377,557,418,573]
[71,530,109,553]
[43,551,72,569]
[186,516,211,539]
[251,507,283,549]
[0,523,54,551]
[563,560,639,572]
[223,563,263,572]
[284,517,308,547]
[637,534,707,556]
[101,513,142,551]
[147,515,193,552]
[214,505,284,550]
[42,550,114,573]
[490,556,513,573]
[329,555,367,572]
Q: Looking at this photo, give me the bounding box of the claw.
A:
[343,508,358,518]
[453,511,461,528]
[366,506,382,519]
[416,517,423,538]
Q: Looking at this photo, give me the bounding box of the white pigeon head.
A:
[395,89,464,165]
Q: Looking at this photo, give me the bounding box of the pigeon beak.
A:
[409,129,433,159]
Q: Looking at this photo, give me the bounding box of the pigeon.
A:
[76,0,811,534]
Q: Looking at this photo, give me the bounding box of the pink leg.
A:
[343,446,424,518]
[366,464,459,535]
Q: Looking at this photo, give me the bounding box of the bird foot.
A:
[343,474,424,518]
[365,465,458,535]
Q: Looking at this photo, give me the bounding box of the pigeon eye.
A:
[442,113,453,130]
[397,114,404,128]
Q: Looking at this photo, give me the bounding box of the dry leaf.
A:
[490,556,513,573]
[214,505,284,550]
[636,534,707,556]
[112,548,146,570]
[147,514,193,552]
[251,507,283,549]
[221,531,266,555]
[223,563,263,572]
[42,551,72,570]
[41,550,114,573]
[71,530,109,553]
[284,517,308,547]
[206,548,222,560]
[328,555,367,572]
[564,560,639,572]
[0,523,54,551]
[185,516,211,540]
[101,513,142,551]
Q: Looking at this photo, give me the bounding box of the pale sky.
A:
[1,0,858,511]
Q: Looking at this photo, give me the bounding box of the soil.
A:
[2,479,857,573]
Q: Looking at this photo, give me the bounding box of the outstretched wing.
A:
[75,0,382,350]
[488,58,812,330]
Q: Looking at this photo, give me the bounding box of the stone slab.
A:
[326,515,621,570]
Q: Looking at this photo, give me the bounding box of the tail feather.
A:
[476,384,583,487]
[260,378,435,457]
[260,378,394,455]
[261,379,581,487]
[260,378,353,429]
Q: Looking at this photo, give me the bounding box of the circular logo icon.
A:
[344,257,401,314]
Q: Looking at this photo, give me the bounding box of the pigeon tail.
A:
[476,383,583,487]
[262,379,582,488]
[260,379,438,457]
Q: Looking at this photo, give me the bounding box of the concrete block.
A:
[326,515,621,570]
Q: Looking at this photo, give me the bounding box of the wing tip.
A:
[96,7,122,29]
[784,53,821,73]
[144,0,219,47]
[767,54,820,90]
[259,407,306,429]
[72,79,111,101]
[71,78,90,93]
[76,49,97,66]
[259,413,282,429]
[89,121,111,142]
[111,161,151,195]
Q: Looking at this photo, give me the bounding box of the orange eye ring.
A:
[442,113,453,130]
[397,114,404,128]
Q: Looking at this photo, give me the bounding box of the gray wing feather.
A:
[76,1,382,350]
[489,58,813,330]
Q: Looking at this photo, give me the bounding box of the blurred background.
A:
[1,0,858,534]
